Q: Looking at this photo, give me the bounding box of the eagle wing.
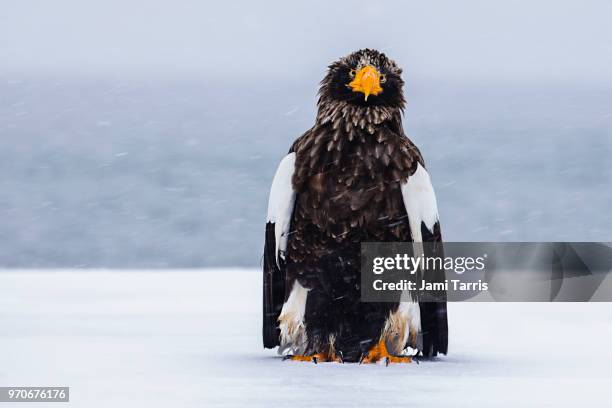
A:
[400,162,448,357]
[263,152,297,348]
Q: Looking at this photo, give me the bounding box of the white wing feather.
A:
[397,162,440,323]
[400,162,439,243]
[266,153,297,267]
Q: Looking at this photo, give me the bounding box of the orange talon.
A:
[288,351,342,363]
[361,340,412,364]
[289,353,328,363]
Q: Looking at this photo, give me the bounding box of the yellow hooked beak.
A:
[348,65,383,101]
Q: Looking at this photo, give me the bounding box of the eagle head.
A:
[319,49,405,109]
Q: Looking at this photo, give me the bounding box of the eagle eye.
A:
[380,74,387,84]
[349,69,356,78]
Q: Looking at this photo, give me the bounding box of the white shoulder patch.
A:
[400,163,439,242]
[266,152,297,267]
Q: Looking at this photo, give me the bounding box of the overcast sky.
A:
[2,0,612,82]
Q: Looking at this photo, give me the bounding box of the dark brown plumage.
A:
[263,49,447,362]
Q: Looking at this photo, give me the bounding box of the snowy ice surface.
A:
[1,269,611,407]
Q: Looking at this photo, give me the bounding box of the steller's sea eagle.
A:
[263,49,447,363]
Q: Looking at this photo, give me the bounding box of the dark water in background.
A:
[1,76,611,267]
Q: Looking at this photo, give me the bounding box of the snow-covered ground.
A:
[1,270,611,407]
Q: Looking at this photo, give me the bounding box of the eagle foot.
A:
[284,351,343,363]
[360,340,412,365]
